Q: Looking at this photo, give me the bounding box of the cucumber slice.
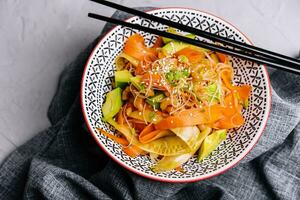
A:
[151,153,193,173]
[115,70,133,88]
[152,127,211,172]
[137,136,190,156]
[198,129,227,161]
[171,126,200,150]
[102,88,122,121]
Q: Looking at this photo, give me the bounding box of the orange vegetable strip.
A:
[235,85,252,102]
[139,124,155,137]
[123,146,139,157]
[213,92,246,129]
[175,47,204,63]
[216,52,228,63]
[154,109,209,130]
[116,109,125,125]
[175,166,184,173]
[221,70,251,102]
[132,145,147,155]
[123,145,146,158]
[152,36,163,48]
[139,130,172,144]
[220,69,233,90]
[155,100,246,130]
[124,34,157,61]
[214,112,245,129]
[96,127,129,146]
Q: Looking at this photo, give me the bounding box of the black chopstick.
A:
[88,13,300,75]
[90,0,300,69]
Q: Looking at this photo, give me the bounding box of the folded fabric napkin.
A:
[0,8,300,200]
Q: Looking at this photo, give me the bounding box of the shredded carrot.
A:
[175,166,184,173]
[123,145,146,158]
[96,127,129,146]
[139,124,155,139]
[123,146,139,157]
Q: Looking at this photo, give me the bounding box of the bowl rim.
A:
[80,7,272,183]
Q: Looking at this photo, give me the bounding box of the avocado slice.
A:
[102,87,123,121]
[198,129,227,161]
[115,70,133,88]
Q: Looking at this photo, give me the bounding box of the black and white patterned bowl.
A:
[81,8,272,182]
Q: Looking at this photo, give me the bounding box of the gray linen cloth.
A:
[0,8,300,200]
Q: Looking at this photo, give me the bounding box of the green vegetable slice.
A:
[137,136,190,156]
[151,153,193,173]
[152,127,211,172]
[146,93,165,109]
[115,52,139,70]
[171,126,201,150]
[162,40,208,56]
[115,70,133,88]
[198,129,227,161]
[205,82,222,104]
[108,119,188,156]
[162,41,190,56]
[102,88,123,121]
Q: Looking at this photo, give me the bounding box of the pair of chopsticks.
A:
[88,0,300,74]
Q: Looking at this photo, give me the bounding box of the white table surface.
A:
[0,0,299,162]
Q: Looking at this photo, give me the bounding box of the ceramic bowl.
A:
[81,8,271,182]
